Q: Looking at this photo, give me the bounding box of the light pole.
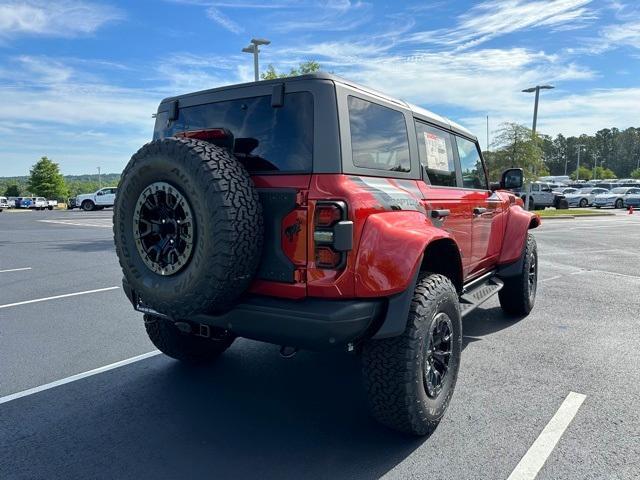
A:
[242,38,270,82]
[522,85,554,136]
[576,144,585,181]
[97,166,101,189]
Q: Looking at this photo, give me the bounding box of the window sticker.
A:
[423,132,449,171]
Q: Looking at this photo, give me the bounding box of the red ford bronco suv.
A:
[114,73,540,436]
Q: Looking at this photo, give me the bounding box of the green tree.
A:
[570,166,593,181]
[630,168,640,179]
[485,123,547,181]
[27,156,68,201]
[261,60,321,80]
[4,183,20,197]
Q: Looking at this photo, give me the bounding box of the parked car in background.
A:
[623,193,640,209]
[22,197,49,210]
[0,196,8,212]
[67,197,78,210]
[76,187,118,211]
[515,182,568,209]
[564,187,610,208]
[555,187,579,195]
[594,187,640,208]
[594,182,618,190]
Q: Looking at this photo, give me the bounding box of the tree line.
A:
[1,157,120,201]
[484,124,640,182]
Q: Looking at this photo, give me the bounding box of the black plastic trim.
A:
[186,296,385,351]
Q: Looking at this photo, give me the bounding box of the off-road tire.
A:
[499,234,537,316]
[144,315,234,364]
[114,138,263,318]
[82,200,95,211]
[362,273,462,436]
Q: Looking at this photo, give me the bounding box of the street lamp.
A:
[522,85,554,136]
[242,38,271,82]
[576,144,585,181]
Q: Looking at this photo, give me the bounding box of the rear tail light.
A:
[313,201,353,269]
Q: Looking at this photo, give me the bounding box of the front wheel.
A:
[362,273,462,436]
[144,315,234,364]
[499,234,537,316]
[579,198,588,208]
[615,199,623,209]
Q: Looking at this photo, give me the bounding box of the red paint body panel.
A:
[354,211,452,296]
[246,173,535,300]
[498,195,541,265]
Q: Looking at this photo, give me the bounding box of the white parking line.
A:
[0,351,161,405]
[0,267,32,273]
[0,286,120,310]
[38,219,112,228]
[507,391,587,480]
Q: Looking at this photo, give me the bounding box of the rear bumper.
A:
[124,279,385,351]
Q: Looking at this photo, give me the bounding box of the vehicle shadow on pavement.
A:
[462,307,524,350]
[48,239,115,253]
[0,341,425,480]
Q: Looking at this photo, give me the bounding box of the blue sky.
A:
[0,0,639,176]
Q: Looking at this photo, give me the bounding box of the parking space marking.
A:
[507,391,587,480]
[0,350,160,405]
[37,219,112,228]
[0,267,32,273]
[0,286,120,310]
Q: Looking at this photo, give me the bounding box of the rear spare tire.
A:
[114,138,263,318]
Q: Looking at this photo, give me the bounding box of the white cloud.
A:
[600,20,640,50]
[406,0,595,50]
[205,6,243,34]
[0,0,123,39]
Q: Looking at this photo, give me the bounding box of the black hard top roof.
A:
[160,72,476,141]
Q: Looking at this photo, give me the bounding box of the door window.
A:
[415,121,457,187]
[455,136,487,190]
[348,96,410,173]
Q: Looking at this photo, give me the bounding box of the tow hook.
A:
[279,346,298,359]
[174,321,210,338]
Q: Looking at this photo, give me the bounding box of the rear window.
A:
[154,92,313,173]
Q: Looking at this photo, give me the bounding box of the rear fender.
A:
[354,211,453,297]
[498,203,540,268]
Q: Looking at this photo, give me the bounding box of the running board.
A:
[459,276,504,318]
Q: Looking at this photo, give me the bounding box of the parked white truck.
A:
[76,187,118,211]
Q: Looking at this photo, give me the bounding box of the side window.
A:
[531,184,540,192]
[348,96,410,173]
[415,121,457,187]
[455,136,487,190]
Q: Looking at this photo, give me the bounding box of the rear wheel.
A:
[144,315,234,364]
[362,273,462,436]
[82,200,95,211]
[499,234,537,316]
[579,198,588,208]
[615,198,623,209]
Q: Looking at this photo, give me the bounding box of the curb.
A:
[540,213,616,220]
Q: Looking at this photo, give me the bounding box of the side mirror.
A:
[500,168,524,190]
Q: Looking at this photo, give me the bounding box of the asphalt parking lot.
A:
[1,208,639,480]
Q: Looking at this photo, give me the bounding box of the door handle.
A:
[431,209,450,219]
[473,207,487,215]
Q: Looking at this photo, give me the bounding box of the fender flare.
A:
[354,211,454,297]
[497,205,540,276]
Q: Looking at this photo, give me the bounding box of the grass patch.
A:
[537,208,613,218]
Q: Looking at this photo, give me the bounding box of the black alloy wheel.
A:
[424,313,454,399]
[133,182,195,276]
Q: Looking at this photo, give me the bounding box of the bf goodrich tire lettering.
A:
[114,137,264,318]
